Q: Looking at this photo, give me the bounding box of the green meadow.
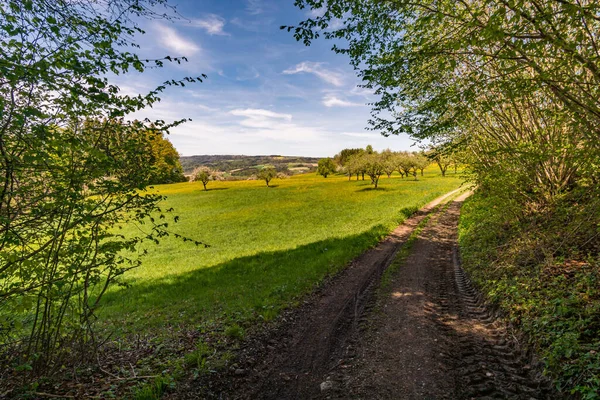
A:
[99,168,463,336]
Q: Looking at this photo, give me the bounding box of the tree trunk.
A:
[203,182,207,191]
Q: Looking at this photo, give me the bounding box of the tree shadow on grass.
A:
[356,187,388,192]
[99,224,390,333]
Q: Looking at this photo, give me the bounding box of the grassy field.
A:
[98,168,464,337]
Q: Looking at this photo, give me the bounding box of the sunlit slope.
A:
[100,168,463,333]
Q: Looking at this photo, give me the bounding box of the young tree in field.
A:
[428,147,452,177]
[363,153,386,189]
[392,153,406,178]
[380,149,396,178]
[257,167,277,187]
[396,153,415,180]
[193,167,223,191]
[414,154,430,177]
[317,157,337,178]
[344,155,360,180]
[0,0,206,372]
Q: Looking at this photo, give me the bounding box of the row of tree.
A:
[318,146,455,188]
[192,166,288,190]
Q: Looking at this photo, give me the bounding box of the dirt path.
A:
[184,191,554,399]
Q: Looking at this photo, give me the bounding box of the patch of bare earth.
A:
[179,191,556,399]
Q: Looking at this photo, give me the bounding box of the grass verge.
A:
[458,189,600,398]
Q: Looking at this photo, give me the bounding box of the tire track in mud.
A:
[329,194,556,399]
[450,249,553,399]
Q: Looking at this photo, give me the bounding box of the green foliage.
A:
[192,167,223,191]
[362,153,385,188]
[459,191,600,397]
[224,323,245,340]
[333,148,364,166]
[183,341,212,371]
[0,0,205,373]
[288,0,599,203]
[317,157,336,178]
[132,376,173,400]
[256,167,277,187]
[144,131,187,184]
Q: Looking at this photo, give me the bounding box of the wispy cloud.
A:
[283,62,344,87]
[246,0,264,15]
[230,109,292,128]
[154,24,200,56]
[191,14,229,36]
[308,8,325,18]
[340,132,375,138]
[322,95,362,107]
[229,108,324,142]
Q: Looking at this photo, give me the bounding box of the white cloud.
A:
[246,0,264,15]
[351,86,374,98]
[230,108,292,121]
[322,95,362,107]
[328,18,345,30]
[283,62,344,87]
[154,24,200,55]
[230,108,292,129]
[308,8,325,18]
[191,14,229,36]
[340,132,375,138]
[229,108,323,142]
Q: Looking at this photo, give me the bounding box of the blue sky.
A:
[121,0,416,157]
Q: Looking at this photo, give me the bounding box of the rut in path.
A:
[327,194,554,399]
[185,192,554,399]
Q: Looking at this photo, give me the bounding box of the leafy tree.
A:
[144,130,187,184]
[317,157,337,178]
[0,0,206,372]
[334,148,363,167]
[428,146,453,177]
[380,149,395,178]
[286,0,600,203]
[257,167,277,187]
[193,167,223,191]
[363,153,385,188]
[344,154,361,180]
[365,144,374,154]
[414,154,430,177]
[395,152,414,179]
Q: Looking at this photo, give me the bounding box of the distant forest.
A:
[180,155,320,177]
